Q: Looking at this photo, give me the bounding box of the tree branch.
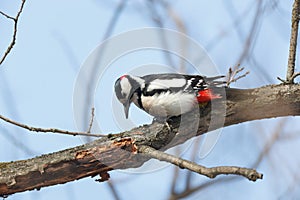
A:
[0,0,27,65]
[282,0,300,83]
[138,145,262,181]
[87,107,95,133]
[226,66,250,87]
[0,114,105,137]
[0,84,300,196]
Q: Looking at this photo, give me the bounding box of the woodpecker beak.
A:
[123,101,130,119]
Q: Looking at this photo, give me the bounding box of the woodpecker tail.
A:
[204,75,226,87]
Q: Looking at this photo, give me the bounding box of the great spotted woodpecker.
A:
[114,73,225,119]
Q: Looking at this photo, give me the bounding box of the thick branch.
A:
[0,84,300,196]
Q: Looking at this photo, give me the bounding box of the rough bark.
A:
[0,84,300,196]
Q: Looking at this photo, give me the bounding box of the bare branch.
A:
[184,138,202,190]
[280,0,300,83]
[0,0,27,65]
[252,119,287,168]
[291,72,300,80]
[169,177,235,200]
[236,0,263,65]
[170,147,181,195]
[170,119,287,199]
[138,145,262,181]
[277,76,287,83]
[163,2,188,72]
[107,180,121,200]
[87,107,95,133]
[102,0,128,40]
[0,114,105,137]
[0,126,39,156]
[146,0,176,68]
[226,66,250,87]
[0,11,14,20]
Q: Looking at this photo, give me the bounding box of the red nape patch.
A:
[197,89,221,103]
[120,75,127,80]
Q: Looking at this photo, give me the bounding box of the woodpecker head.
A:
[114,75,145,118]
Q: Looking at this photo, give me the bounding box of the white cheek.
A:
[120,78,132,98]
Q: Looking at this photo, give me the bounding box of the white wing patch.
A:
[147,78,186,92]
[140,91,196,117]
[184,78,194,90]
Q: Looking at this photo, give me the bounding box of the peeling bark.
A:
[0,84,300,196]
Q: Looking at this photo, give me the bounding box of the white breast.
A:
[140,91,196,117]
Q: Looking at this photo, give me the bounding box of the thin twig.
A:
[253,119,287,168]
[146,0,176,68]
[0,114,105,137]
[184,138,202,190]
[87,107,95,133]
[170,147,181,195]
[236,0,263,65]
[0,0,27,65]
[162,1,187,73]
[102,0,128,40]
[107,180,121,200]
[169,177,235,200]
[226,65,250,87]
[138,145,263,181]
[0,11,14,20]
[0,126,39,156]
[291,72,300,80]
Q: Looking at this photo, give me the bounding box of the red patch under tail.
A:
[197,89,222,103]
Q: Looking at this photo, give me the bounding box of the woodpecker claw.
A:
[164,121,172,133]
[152,117,173,133]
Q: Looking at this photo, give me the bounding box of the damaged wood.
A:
[0,137,145,197]
[113,137,138,154]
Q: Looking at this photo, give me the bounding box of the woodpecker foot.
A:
[152,117,173,133]
[164,121,172,132]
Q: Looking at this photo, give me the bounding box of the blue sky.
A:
[0,0,299,199]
